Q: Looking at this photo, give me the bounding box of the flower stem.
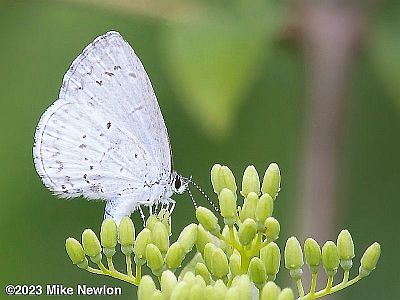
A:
[296,279,305,297]
[135,264,142,285]
[342,270,349,284]
[325,276,333,293]
[126,255,133,277]
[85,264,137,285]
[299,275,363,299]
[228,225,242,251]
[107,257,116,272]
[310,272,318,296]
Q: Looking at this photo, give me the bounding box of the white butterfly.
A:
[33,31,188,223]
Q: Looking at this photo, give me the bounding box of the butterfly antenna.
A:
[189,177,219,213]
[187,188,198,209]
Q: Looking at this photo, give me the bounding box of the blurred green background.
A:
[0,0,399,299]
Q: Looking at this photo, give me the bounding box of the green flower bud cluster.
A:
[139,270,255,300]
[195,164,282,283]
[65,163,381,300]
[283,230,381,298]
[65,209,198,285]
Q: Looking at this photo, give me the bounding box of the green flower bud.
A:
[249,257,266,288]
[219,227,233,257]
[158,209,172,236]
[337,230,355,271]
[170,282,189,300]
[261,281,280,300]
[134,228,152,264]
[194,273,206,286]
[196,207,220,234]
[204,243,216,272]
[231,275,242,287]
[138,275,156,300]
[261,163,281,199]
[235,275,252,300]
[225,287,239,300]
[151,222,169,253]
[241,165,260,197]
[119,216,135,248]
[146,215,159,231]
[100,219,117,257]
[359,242,381,277]
[195,225,212,254]
[160,270,177,299]
[304,238,321,273]
[182,271,196,286]
[265,217,280,241]
[222,225,238,245]
[211,164,223,194]
[82,229,102,262]
[211,248,229,279]
[219,239,233,258]
[194,274,206,286]
[165,242,184,270]
[219,188,237,224]
[65,238,86,265]
[284,237,304,270]
[238,218,257,246]
[278,288,294,300]
[205,286,214,300]
[322,241,339,277]
[195,263,211,285]
[177,223,198,253]
[220,166,237,194]
[189,279,206,300]
[76,258,89,269]
[213,280,227,299]
[146,244,164,274]
[260,242,281,278]
[240,192,258,222]
[256,193,274,225]
[229,253,242,277]
[100,219,117,248]
[151,290,165,300]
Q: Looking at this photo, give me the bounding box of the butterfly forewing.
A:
[33,31,172,204]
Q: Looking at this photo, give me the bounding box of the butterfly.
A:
[33,31,189,223]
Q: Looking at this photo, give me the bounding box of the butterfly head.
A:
[171,172,190,194]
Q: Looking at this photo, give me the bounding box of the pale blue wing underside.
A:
[33,31,173,219]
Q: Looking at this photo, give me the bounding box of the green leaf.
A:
[162,6,280,138]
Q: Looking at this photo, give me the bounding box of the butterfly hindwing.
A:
[33,31,172,205]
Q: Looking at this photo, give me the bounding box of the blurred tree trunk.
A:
[297,1,367,242]
[292,0,372,293]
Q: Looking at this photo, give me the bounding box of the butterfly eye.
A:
[174,176,182,190]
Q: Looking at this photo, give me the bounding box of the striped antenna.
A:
[189,177,219,213]
[187,188,198,209]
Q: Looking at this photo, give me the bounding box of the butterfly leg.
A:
[154,201,159,215]
[168,199,176,215]
[138,206,146,226]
